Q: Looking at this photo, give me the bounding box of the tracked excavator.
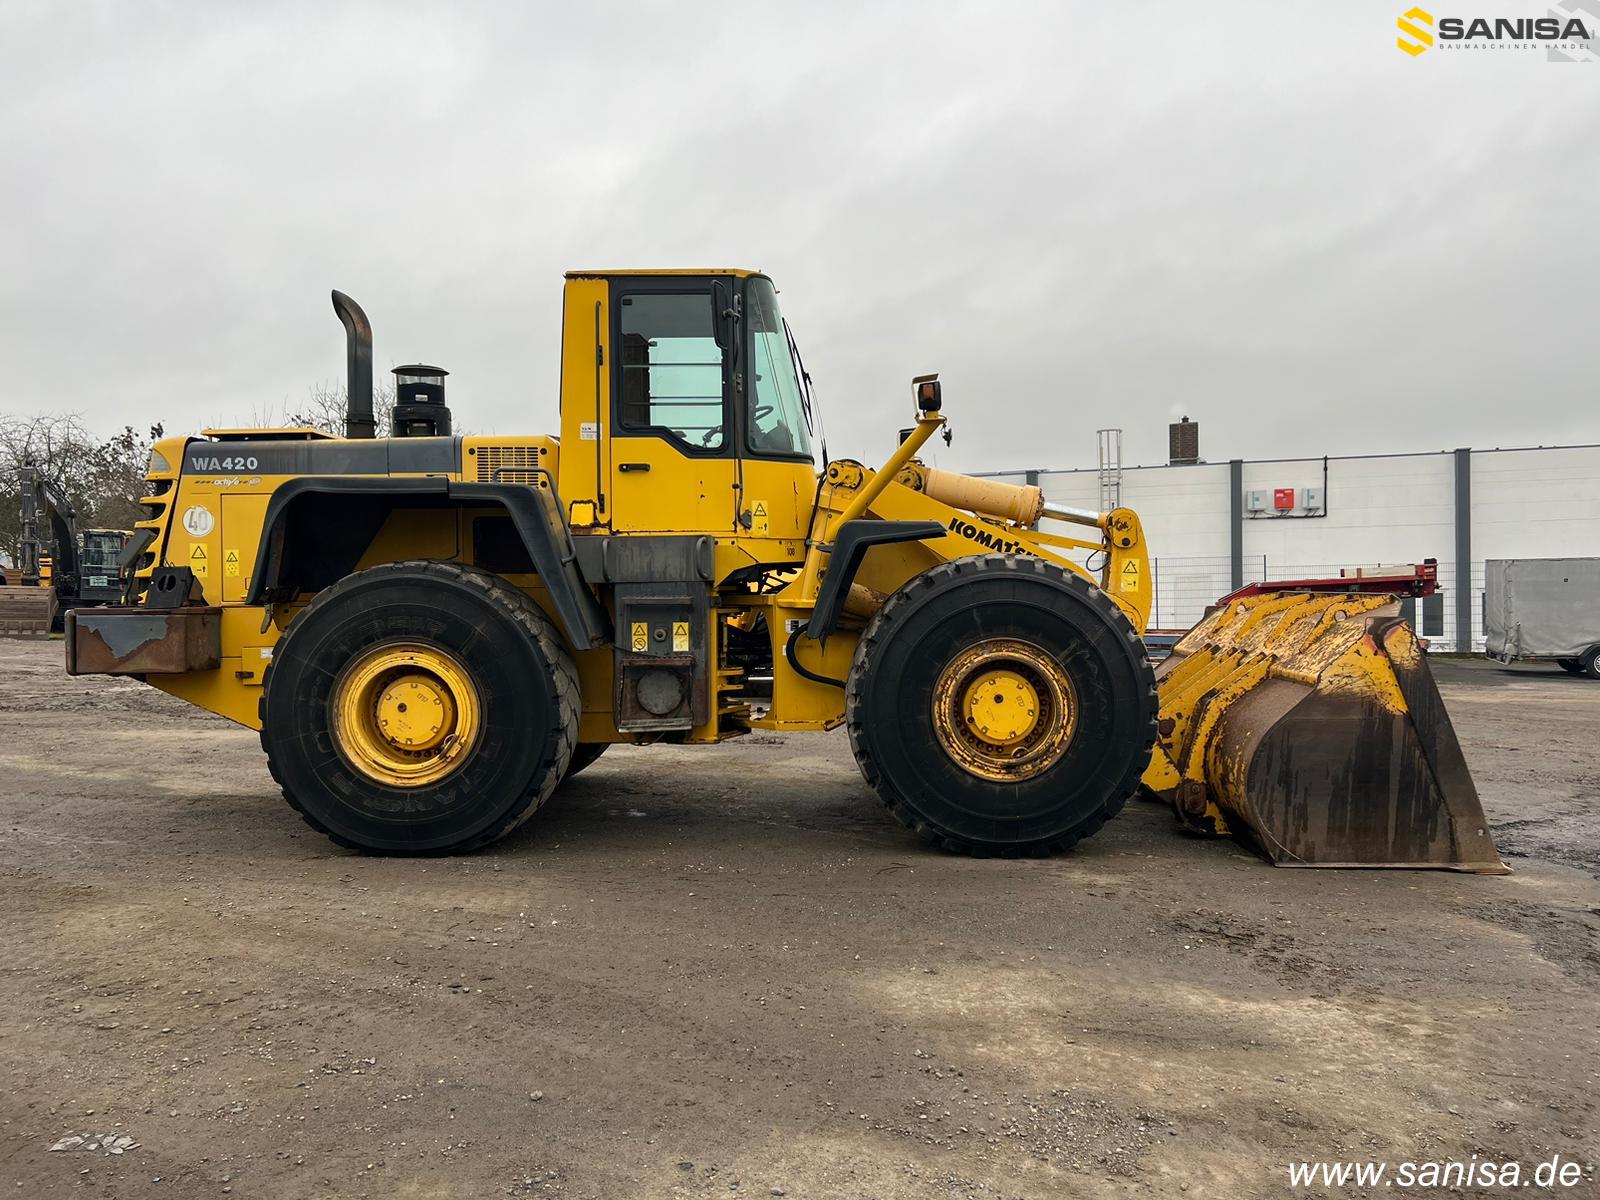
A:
[1,466,127,636]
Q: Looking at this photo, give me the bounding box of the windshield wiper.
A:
[784,318,815,430]
[783,317,826,465]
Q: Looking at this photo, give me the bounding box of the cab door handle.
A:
[618,463,651,473]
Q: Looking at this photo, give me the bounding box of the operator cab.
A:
[560,269,821,540]
[612,273,814,460]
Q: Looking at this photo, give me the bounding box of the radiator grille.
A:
[474,444,546,485]
[129,475,176,599]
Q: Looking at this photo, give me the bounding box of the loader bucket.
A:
[0,585,56,637]
[1141,592,1507,872]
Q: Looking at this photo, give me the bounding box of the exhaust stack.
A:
[331,290,375,439]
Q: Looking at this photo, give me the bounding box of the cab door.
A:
[607,280,739,534]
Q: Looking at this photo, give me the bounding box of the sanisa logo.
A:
[1397,6,1595,57]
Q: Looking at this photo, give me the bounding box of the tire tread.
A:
[260,559,580,854]
[845,554,1157,857]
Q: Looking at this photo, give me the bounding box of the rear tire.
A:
[261,560,579,854]
[563,742,610,781]
[1583,647,1600,681]
[846,554,1157,856]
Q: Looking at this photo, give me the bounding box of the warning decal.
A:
[631,621,649,652]
[672,621,689,652]
[190,543,208,578]
[751,500,769,536]
[224,549,241,577]
[1119,560,1140,592]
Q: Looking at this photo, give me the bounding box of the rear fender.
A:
[245,477,612,649]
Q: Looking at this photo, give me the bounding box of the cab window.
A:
[81,534,124,572]
[617,292,726,451]
[745,277,814,460]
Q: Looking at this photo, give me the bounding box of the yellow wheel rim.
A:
[932,639,1077,782]
[330,643,482,788]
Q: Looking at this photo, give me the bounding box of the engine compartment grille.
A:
[474,445,546,486]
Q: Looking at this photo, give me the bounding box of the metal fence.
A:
[1146,556,1480,649]
[1147,555,1264,631]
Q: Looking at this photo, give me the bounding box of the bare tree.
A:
[200,382,395,439]
[2,375,437,565]
[284,382,395,438]
[0,413,162,566]
[80,424,165,532]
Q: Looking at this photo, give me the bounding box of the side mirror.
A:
[713,282,740,350]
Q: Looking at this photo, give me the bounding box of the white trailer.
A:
[1483,558,1600,679]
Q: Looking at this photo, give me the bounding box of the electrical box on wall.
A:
[1245,483,1325,517]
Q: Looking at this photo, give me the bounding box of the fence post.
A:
[1229,459,1244,592]
[1453,448,1472,652]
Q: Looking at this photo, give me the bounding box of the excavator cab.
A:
[78,530,129,605]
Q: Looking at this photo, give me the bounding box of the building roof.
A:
[975,441,1600,478]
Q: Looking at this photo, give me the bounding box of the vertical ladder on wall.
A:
[1097,428,1123,512]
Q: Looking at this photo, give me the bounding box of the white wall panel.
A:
[973,443,1599,647]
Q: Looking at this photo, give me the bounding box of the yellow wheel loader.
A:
[66,271,1159,856]
[62,269,1500,870]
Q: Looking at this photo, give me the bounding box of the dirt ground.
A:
[0,639,1595,1199]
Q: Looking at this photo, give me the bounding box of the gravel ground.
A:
[0,640,1595,1199]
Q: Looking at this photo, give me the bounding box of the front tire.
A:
[261,560,579,854]
[846,555,1157,856]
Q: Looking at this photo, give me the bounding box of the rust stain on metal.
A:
[66,607,221,676]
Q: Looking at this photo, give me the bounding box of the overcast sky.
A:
[2,1,1596,472]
